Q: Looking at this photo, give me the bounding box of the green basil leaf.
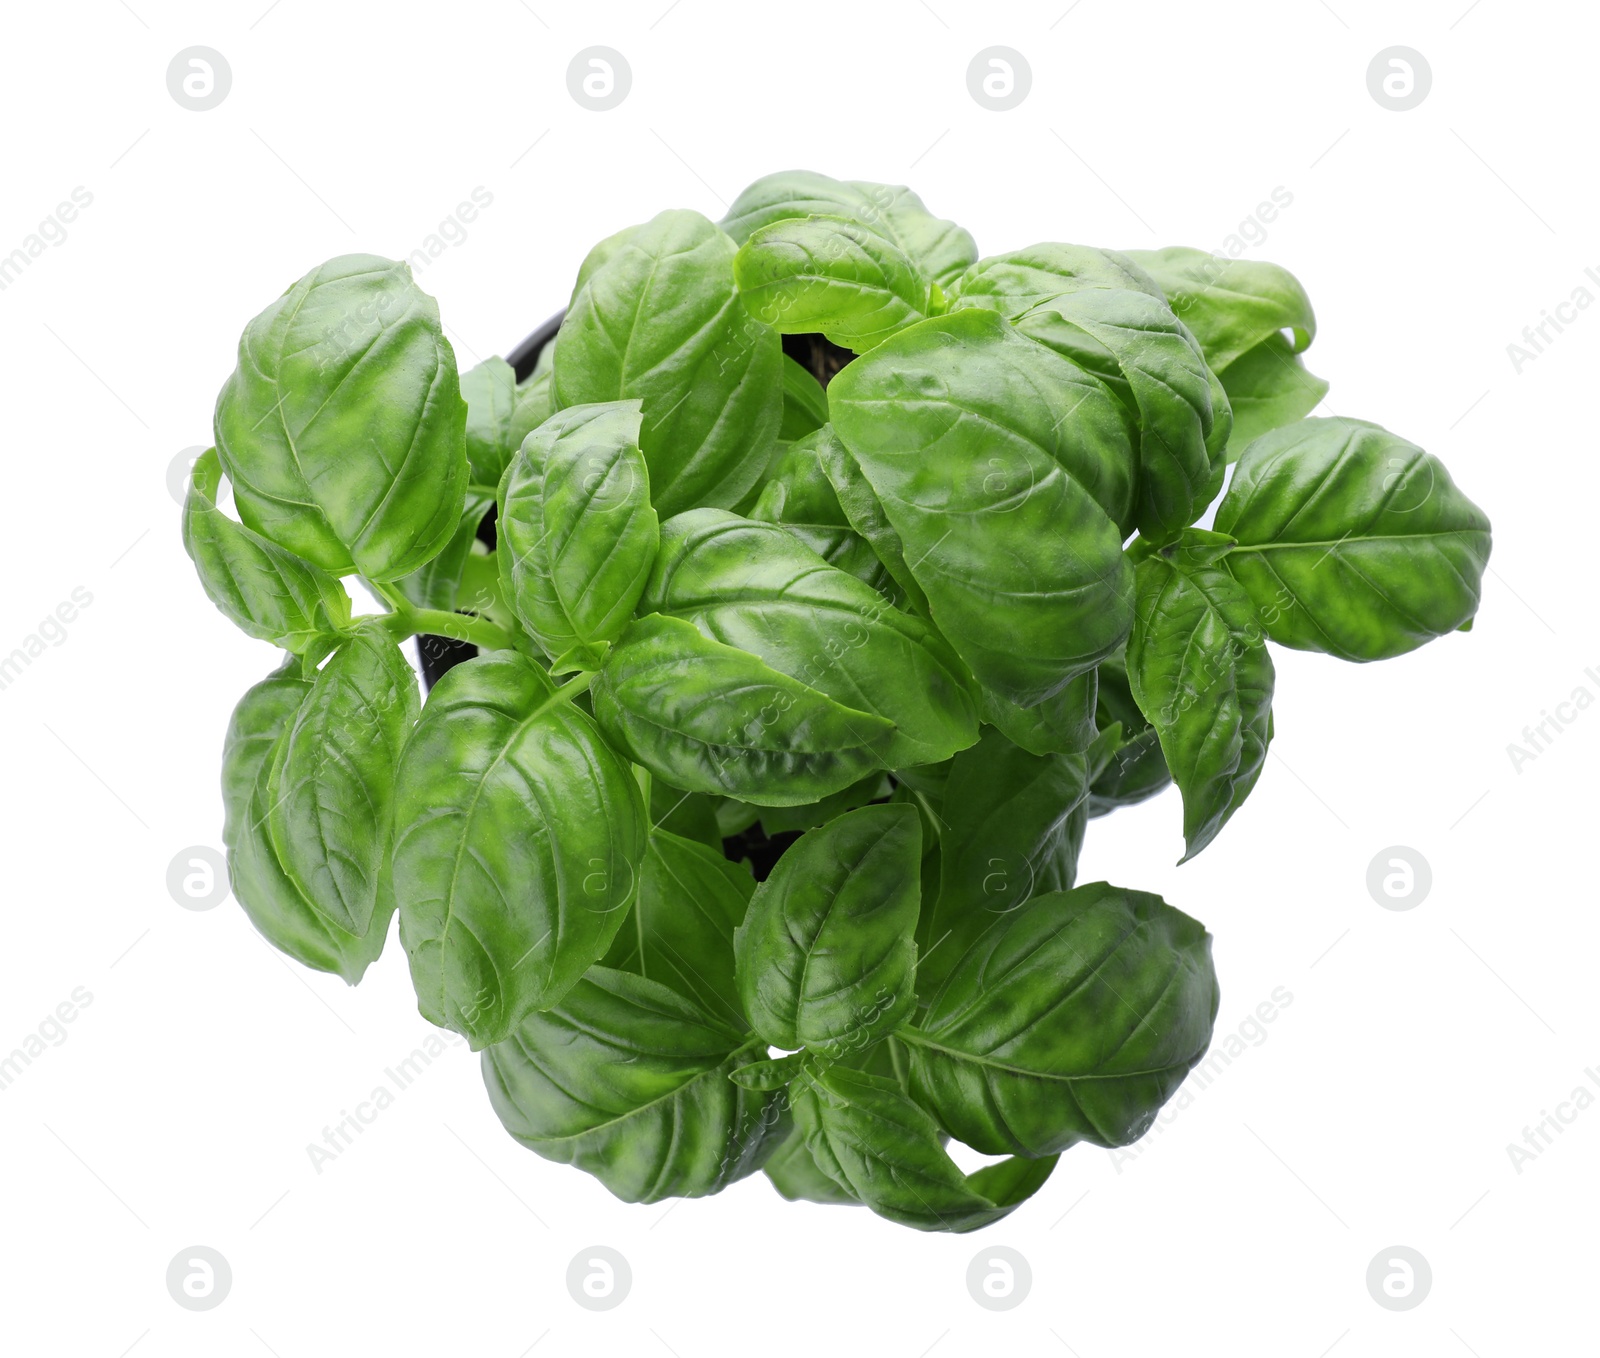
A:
[918,728,1093,995]
[756,771,891,836]
[553,209,782,516]
[648,779,726,851]
[593,613,894,806]
[182,449,352,655]
[460,355,518,487]
[730,1049,807,1092]
[722,170,977,290]
[1128,553,1274,861]
[903,882,1218,1156]
[751,429,899,601]
[735,214,930,352]
[950,242,1168,307]
[507,352,555,453]
[1217,332,1329,459]
[1086,654,1171,817]
[391,653,647,1047]
[267,624,418,936]
[734,803,921,1055]
[391,488,495,614]
[829,308,1136,707]
[645,509,978,767]
[779,353,829,438]
[811,426,930,614]
[221,663,389,983]
[1214,418,1492,660]
[788,1060,1054,1232]
[497,399,659,666]
[1124,246,1317,375]
[602,828,753,1030]
[213,254,469,580]
[764,1126,861,1206]
[482,967,784,1202]
[978,670,1098,757]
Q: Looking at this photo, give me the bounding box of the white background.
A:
[0,1,1594,1354]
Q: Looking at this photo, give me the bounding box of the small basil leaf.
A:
[645,510,979,767]
[734,803,921,1055]
[391,653,647,1048]
[918,728,1093,995]
[757,771,891,836]
[1219,333,1328,460]
[1086,653,1172,817]
[1124,246,1317,375]
[1128,554,1274,861]
[213,254,469,580]
[1213,418,1492,660]
[811,425,929,614]
[482,967,784,1202]
[788,1060,1052,1232]
[730,1050,807,1092]
[978,669,1098,757]
[735,214,930,352]
[391,487,495,614]
[601,828,754,1030]
[268,624,418,936]
[950,242,1169,308]
[460,355,518,487]
[497,399,659,661]
[553,209,782,515]
[829,309,1136,707]
[903,882,1219,1157]
[722,171,977,291]
[764,1126,861,1205]
[506,353,555,454]
[648,779,726,851]
[592,613,894,806]
[779,353,829,437]
[221,664,389,983]
[751,429,899,602]
[182,449,352,655]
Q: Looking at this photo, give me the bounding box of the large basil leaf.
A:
[553,209,782,516]
[182,449,351,656]
[392,487,495,615]
[829,308,1136,707]
[917,728,1093,994]
[1124,246,1317,374]
[903,882,1218,1157]
[482,967,783,1203]
[267,624,417,936]
[497,399,658,669]
[788,1060,1056,1232]
[1086,652,1172,816]
[460,355,518,487]
[721,170,977,291]
[1213,418,1492,660]
[1219,332,1328,458]
[213,254,469,580]
[390,653,647,1047]
[602,828,753,1030]
[1128,548,1274,861]
[592,613,894,806]
[735,215,931,352]
[734,804,920,1056]
[221,663,389,983]
[644,509,978,767]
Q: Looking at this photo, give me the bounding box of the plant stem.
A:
[382,604,515,652]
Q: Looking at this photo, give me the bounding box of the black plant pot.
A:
[416,316,855,878]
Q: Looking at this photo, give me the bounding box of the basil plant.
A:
[185,171,1491,1232]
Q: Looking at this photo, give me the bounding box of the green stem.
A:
[382,604,516,652]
